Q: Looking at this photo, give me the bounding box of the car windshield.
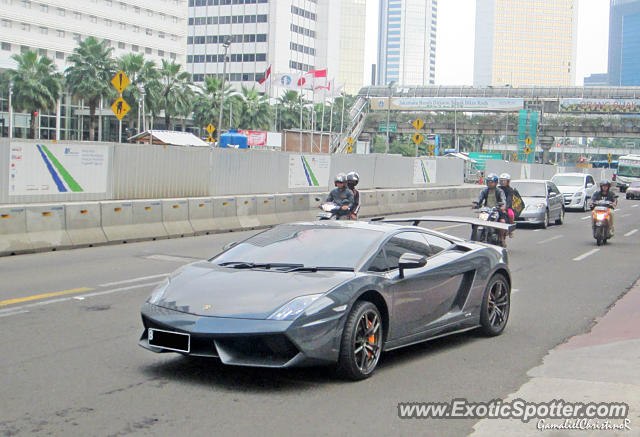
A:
[211,224,384,269]
[512,182,547,197]
[551,175,584,186]
[618,165,640,178]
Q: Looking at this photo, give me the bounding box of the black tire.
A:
[336,301,383,380]
[582,198,589,212]
[555,207,564,225]
[541,210,549,229]
[479,274,510,336]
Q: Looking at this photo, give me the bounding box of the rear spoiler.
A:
[370,216,515,241]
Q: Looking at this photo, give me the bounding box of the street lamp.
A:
[216,37,232,145]
[8,80,13,139]
[386,80,396,153]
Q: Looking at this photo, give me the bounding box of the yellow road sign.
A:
[412,133,424,145]
[429,152,435,156]
[523,146,533,154]
[206,124,216,135]
[110,97,130,120]
[512,152,518,158]
[525,137,533,146]
[607,153,613,158]
[411,118,424,131]
[428,144,435,152]
[347,137,355,145]
[608,158,613,163]
[346,145,354,153]
[206,136,215,143]
[111,70,130,94]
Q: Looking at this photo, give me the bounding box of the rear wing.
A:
[370,216,515,241]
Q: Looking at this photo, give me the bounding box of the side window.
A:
[367,249,390,273]
[587,176,595,186]
[384,232,432,270]
[422,233,453,255]
[548,182,560,195]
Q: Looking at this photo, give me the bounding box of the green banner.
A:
[378,122,397,132]
[469,152,502,170]
[517,110,539,163]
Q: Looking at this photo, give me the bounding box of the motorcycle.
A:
[591,200,615,246]
[317,202,351,220]
[471,203,504,246]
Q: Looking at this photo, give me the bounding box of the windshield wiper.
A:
[218,262,304,269]
[285,266,355,273]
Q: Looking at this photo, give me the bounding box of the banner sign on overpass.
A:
[559,99,640,114]
[371,97,524,112]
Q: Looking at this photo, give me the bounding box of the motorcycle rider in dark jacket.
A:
[326,173,354,217]
[473,173,507,246]
[591,181,618,234]
[347,171,360,220]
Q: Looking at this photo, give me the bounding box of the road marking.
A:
[0,310,29,318]
[512,288,520,294]
[0,287,94,307]
[632,205,638,208]
[537,235,563,244]
[0,281,162,316]
[573,249,600,262]
[533,229,542,232]
[99,273,168,287]
[621,214,631,218]
[624,229,638,237]
[581,216,592,220]
[145,254,199,263]
[433,224,466,231]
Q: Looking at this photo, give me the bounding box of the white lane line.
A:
[145,254,199,263]
[537,235,563,244]
[533,229,542,232]
[625,229,638,237]
[0,310,29,318]
[621,214,631,218]
[99,273,168,288]
[0,282,162,316]
[512,288,520,294]
[573,249,600,262]
[632,205,638,208]
[433,224,466,231]
[581,216,592,220]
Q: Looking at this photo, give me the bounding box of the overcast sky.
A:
[363,0,611,86]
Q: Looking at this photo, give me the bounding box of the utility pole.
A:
[217,37,232,145]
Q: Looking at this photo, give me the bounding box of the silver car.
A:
[551,173,597,211]
[511,179,564,229]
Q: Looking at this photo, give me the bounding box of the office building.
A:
[473,0,578,87]
[338,0,367,94]
[187,0,341,88]
[584,73,609,86]
[376,0,438,86]
[608,0,640,86]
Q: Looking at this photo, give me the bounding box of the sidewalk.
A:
[470,279,640,436]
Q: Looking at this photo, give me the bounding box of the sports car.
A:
[139,218,512,380]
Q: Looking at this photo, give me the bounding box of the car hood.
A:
[556,185,584,194]
[153,262,354,319]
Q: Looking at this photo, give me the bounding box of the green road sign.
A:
[379,122,397,132]
[469,152,503,170]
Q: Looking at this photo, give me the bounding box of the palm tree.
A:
[176,84,197,132]
[277,90,302,131]
[65,37,117,141]
[148,60,191,130]
[236,86,271,130]
[117,53,158,133]
[192,76,233,132]
[6,50,62,139]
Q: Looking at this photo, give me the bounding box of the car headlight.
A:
[268,294,324,320]
[147,279,169,305]
[573,191,584,198]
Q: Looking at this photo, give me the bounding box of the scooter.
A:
[317,202,351,220]
[591,200,615,246]
[471,203,504,246]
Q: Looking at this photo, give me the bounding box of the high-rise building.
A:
[473,0,578,87]
[338,0,367,94]
[608,0,640,86]
[584,73,609,87]
[376,0,438,86]
[187,0,341,88]
[0,0,188,70]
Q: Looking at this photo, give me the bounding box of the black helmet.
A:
[486,173,499,184]
[334,173,347,184]
[346,171,360,186]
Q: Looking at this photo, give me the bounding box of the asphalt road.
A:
[1,198,639,437]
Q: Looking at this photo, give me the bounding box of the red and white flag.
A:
[258,65,271,85]
[308,69,327,78]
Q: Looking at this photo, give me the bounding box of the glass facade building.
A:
[376,0,437,86]
[608,0,640,86]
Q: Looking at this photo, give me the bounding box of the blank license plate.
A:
[148,328,190,353]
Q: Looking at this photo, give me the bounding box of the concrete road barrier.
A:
[188,198,216,235]
[162,199,194,238]
[100,201,135,243]
[236,196,260,229]
[132,200,169,240]
[275,194,296,223]
[212,197,242,231]
[358,190,380,217]
[65,202,107,247]
[0,206,32,255]
[25,205,72,251]
[255,195,279,227]
[292,194,315,221]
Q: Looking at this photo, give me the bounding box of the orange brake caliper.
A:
[366,320,375,358]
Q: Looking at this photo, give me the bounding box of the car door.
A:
[548,182,563,218]
[586,175,596,199]
[371,232,463,340]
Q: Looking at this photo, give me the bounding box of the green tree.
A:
[117,53,158,133]
[148,60,191,130]
[7,50,62,139]
[235,85,271,130]
[65,37,117,141]
[276,90,302,131]
[192,76,233,132]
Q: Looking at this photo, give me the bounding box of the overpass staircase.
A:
[331,96,369,153]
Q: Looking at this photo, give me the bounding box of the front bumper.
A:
[139,303,344,368]
[626,190,640,199]
[515,209,546,224]
[563,194,586,209]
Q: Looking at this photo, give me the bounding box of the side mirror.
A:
[222,241,239,251]
[398,253,427,278]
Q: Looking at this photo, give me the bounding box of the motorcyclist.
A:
[346,171,360,220]
[499,173,520,238]
[473,173,507,246]
[591,180,618,234]
[326,173,354,218]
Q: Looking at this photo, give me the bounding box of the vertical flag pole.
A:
[118,119,122,143]
[299,91,303,152]
[310,75,314,153]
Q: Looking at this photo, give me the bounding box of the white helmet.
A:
[499,173,511,182]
